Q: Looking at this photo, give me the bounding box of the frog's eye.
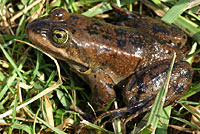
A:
[50,7,68,21]
[50,6,59,13]
[52,29,68,44]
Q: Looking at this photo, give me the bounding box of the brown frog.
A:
[26,6,193,117]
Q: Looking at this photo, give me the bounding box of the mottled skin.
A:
[111,3,187,48]
[26,7,193,114]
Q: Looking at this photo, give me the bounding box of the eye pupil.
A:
[52,29,68,44]
[56,34,62,38]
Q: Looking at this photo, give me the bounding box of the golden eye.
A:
[52,29,68,44]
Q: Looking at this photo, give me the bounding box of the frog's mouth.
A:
[26,19,88,68]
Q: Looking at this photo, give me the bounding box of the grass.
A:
[0,0,200,133]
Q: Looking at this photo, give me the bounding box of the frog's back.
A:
[63,14,184,80]
[65,13,183,59]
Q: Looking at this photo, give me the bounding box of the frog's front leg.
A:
[86,69,116,111]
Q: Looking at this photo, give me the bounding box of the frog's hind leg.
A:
[122,60,193,122]
[110,2,139,19]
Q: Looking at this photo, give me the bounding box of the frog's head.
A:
[26,7,89,68]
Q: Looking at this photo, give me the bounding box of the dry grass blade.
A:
[10,0,43,23]
[168,124,197,133]
[44,95,54,126]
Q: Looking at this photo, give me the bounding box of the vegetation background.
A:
[0,0,200,133]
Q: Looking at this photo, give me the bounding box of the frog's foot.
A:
[94,94,155,124]
[94,107,128,124]
[93,106,148,125]
[110,1,141,19]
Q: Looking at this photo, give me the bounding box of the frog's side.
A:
[26,7,193,114]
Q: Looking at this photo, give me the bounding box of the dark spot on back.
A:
[114,28,127,37]
[117,39,126,48]
[63,20,69,24]
[71,29,76,34]
[70,15,80,20]
[92,20,103,27]
[132,22,140,28]
[152,23,169,35]
[84,26,100,35]
[103,34,112,40]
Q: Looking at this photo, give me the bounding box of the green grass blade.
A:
[11,124,32,134]
[146,53,176,132]
[174,16,200,43]
[0,56,26,101]
[172,116,200,130]
[180,84,200,100]
[81,120,114,134]
[56,89,70,109]
[8,95,18,133]
[0,0,7,13]
[156,105,172,134]
[44,70,57,88]
[30,51,42,82]
[0,45,26,83]
[33,107,41,134]
[161,0,190,23]
[81,3,112,17]
[186,42,197,64]
[178,100,200,105]
[0,71,5,81]
[180,103,200,121]
[81,0,134,17]
[36,117,68,134]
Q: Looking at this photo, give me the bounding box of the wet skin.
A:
[26,7,193,113]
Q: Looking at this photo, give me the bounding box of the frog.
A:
[26,6,193,118]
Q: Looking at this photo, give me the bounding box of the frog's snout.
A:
[26,21,39,41]
[26,19,50,45]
